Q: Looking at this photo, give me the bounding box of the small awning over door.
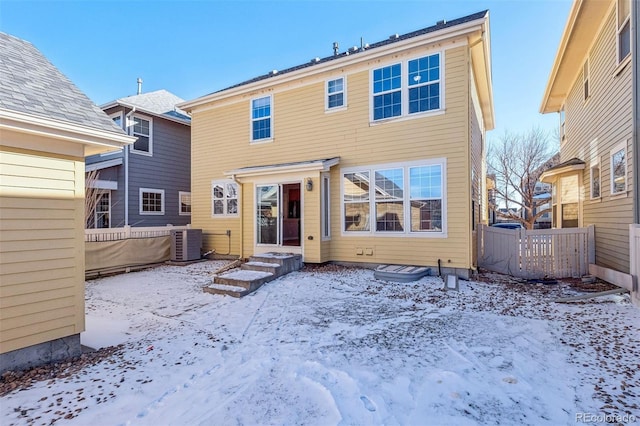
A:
[224,157,340,180]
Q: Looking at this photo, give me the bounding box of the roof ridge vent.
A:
[437,19,447,25]
[269,70,278,75]
[311,57,320,63]
[389,34,399,40]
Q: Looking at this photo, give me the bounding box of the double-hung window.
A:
[212,180,239,216]
[610,142,627,195]
[617,0,631,63]
[408,54,440,113]
[132,115,152,155]
[251,96,272,141]
[373,64,402,120]
[326,77,345,110]
[140,188,164,215]
[342,159,445,236]
[372,52,442,122]
[179,191,191,215]
[590,163,601,199]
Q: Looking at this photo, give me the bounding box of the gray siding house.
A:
[86,89,191,228]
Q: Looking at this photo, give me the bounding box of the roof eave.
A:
[540,163,585,182]
[0,108,136,155]
[179,15,489,112]
[102,100,191,126]
[540,0,610,113]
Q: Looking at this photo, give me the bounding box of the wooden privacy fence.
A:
[477,224,595,279]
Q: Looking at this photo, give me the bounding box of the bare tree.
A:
[487,127,558,230]
[85,170,101,229]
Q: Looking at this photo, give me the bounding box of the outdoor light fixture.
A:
[306,178,313,191]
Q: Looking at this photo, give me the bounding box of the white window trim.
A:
[130,114,153,156]
[94,190,111,228]
[250,95,273,143]
[559,106,566,144]
[321,173,331,240]
[100,112,125,157]
[610,141,628,196]
[369,50,445,124]
[325,77,347,112]
[139,188,165,215]
[616,0,631,64]
[340,158,447,238]
[212,179,240,217]
[179,191,191,216]
[589,161,601,200]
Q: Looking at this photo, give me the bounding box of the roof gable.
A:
[104,89,191,124]
[0,32,126,135]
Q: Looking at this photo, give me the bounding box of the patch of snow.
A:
[244,261,280,268]
[2,261,639,426]
[220,270,272,280]
[207,283,247,292]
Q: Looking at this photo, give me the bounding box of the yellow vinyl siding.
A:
[0,148,85,354]
[191,44,475,268]
[561,6,633,273]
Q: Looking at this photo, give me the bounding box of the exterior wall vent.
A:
[170,229,202,261]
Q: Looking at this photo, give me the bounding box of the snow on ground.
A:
[2,261,639,425]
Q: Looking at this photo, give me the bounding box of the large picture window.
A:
[251,96,272,141]
[372,52,442,122]
[341,159,445,236]
[212,180,239,217]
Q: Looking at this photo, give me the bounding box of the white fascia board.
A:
[225,158,340,179]
[180,18,486,112]
[0,108,135,150]
[88,179,118,190]
[106,101,191,126]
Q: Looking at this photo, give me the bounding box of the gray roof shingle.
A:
[211,10,488,95]
[109,90,191,123]
[0,32,125,135]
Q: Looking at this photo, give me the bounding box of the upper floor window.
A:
[110,111,123,129]
[610,141,627,195]
[140,188,164,215]
[326,77,346,110]
[617,0,631,63]
[373,64,401,120]
[132,115,152,155]
[179,191,191,215]
[372,53,442,122]
[590,162,600,199]
[212,180,239,217]
[583,60,590,101]
[251,96,272,142]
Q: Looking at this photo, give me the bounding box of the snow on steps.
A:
[204,253,302,298]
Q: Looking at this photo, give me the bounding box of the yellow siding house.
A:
[540,0,638,304]
[180,11,494,277]
[0,33,134,372]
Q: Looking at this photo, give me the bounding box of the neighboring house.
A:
[540,0,638,278]
[0,33,134,372]
[85,88,191,228]
[524,153,560,229]
[179,11,494,277]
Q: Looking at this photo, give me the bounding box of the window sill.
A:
[614,55,631,77]
[325,106,347,114]
[341,231,447,238]
[131,150,153,157]
[587,197,601,203]
[140,212,165,216]
[250,138,274,145]
[211,215,239,219]
[609,191,629,200]
[369,109,445,126]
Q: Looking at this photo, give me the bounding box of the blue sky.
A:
[1,0,572,143]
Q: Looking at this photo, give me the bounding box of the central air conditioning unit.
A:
[170,229,202,262]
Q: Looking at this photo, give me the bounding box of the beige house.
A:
[180,11,494,277]
[540,0,638,296]
[0,33,134,372]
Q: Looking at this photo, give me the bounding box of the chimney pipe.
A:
[137,78,143,95]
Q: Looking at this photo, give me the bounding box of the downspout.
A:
[633,0,639,224]
[124,107,136,226]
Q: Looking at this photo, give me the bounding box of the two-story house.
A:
[179,11,494,277]
[85,88,191,228]
[539,0,638,289]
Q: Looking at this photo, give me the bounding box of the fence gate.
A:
[477,224,595,279]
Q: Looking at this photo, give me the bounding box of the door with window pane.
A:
[257,185,279,245]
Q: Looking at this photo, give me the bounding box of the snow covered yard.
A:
[2,261,639,425]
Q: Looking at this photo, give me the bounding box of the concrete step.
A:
[213,270,273,291]
[204,282,250,298]
[249,253,302,275]
[241,261,281,275]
